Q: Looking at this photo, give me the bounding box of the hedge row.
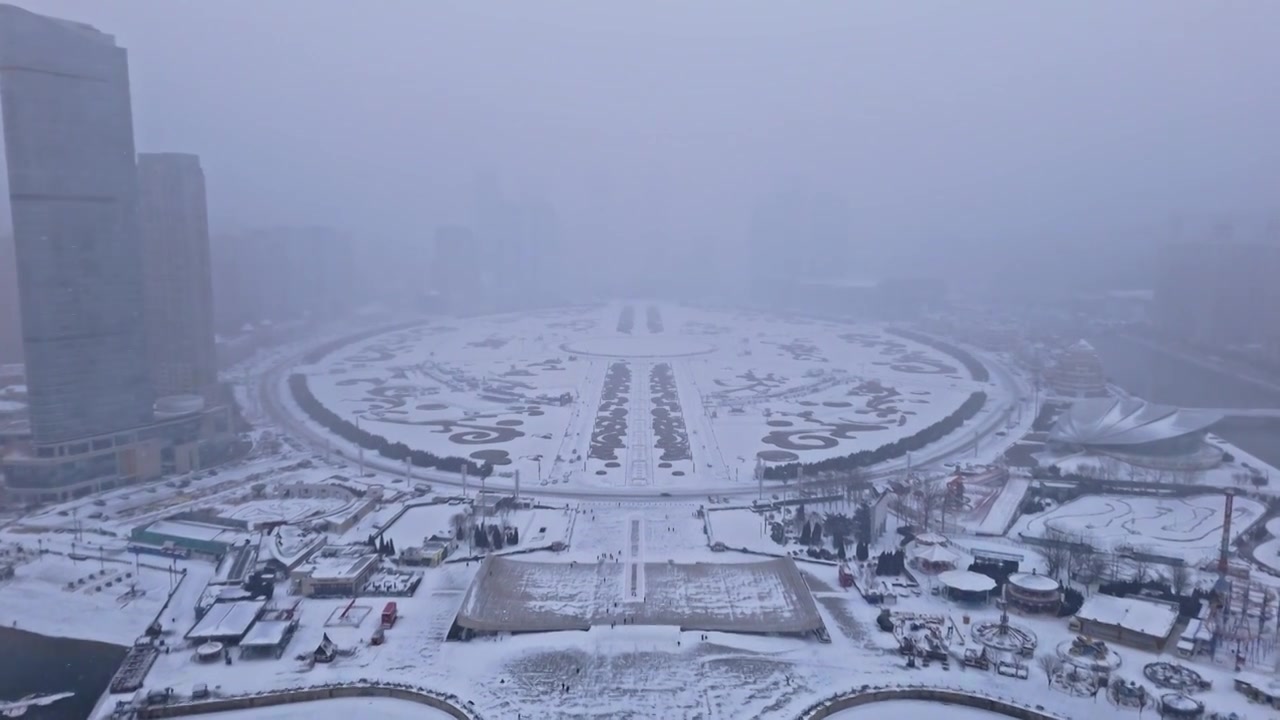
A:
[763,391,987,479]
[289,373,489,476]
[886,328,989,382]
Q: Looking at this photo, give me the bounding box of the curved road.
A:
[256,322,1031,502]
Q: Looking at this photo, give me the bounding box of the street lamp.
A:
[521,455,543,501]
[353,412,365,477]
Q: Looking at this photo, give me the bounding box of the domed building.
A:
[1005,572,1062,614]
[1046,340,1109,397]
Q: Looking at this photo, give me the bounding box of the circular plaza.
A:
[289,304,994,493]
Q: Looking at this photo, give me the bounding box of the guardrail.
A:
[797,684,1067,719]
[132,681,480,719]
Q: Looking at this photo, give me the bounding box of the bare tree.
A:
[1037,653,1063,687]
[913,477,948,533]
[841,467,866,506]
[1170,467,1203,487]
[1042,528,1074,580]
[1066,533,1102,585]
[1131,556,1151,584]
[1097,457,1124,482]
[1077,551,1110,587]
[1169,562,1191,596]
[450,512,469,541]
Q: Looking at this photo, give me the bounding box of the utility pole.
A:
[514,469,520,505]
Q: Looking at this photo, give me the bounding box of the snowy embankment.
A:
[972,477,1030,536]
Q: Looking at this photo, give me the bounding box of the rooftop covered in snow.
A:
[455,555,825,636]
[1049,396,1222,448]
[1074,594,1179,639]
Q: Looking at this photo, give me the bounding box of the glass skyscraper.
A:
[0,4,154,445]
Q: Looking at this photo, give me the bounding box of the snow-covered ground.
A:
[6,309,1277,720]
[299,304,996,492]
[0,550,212,645]
[1012,493,1266,562]
[565,501,709,561]
[378,503,466,548]
[706,507,778,553]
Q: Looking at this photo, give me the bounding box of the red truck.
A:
[381,602,398,629]
[838,563,855,589]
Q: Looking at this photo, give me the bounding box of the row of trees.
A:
[1036,527,1195,595]
[763,392,987,479]
[646,305,663,333]
[617,305,635,333]
[472,523,518,550]
[885,328,990,382]
[366,534,398,556]
[874,549,907,576]
[289,374,490,477]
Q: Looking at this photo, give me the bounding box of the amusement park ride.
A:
[1203,489,1276,670]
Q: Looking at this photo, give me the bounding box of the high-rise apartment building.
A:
[0,233,20,365]
[137,153,217,400]
[0,4,153,444]
[0,6,235,503]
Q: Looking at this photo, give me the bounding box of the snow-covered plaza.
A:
[8,305,1280,720]
[297,304,997,491]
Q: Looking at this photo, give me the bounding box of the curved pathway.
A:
[799,686,1066,720]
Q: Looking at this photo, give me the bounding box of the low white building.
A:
[1071,594,1179,652]
[291,546,379,597]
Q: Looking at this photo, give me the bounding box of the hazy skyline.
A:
[2,1,1279,287]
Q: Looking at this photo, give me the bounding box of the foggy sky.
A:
[3,1,1279,286]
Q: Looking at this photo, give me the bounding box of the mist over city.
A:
[0,3,1279,720]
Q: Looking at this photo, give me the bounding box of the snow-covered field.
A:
[379,503,466,548]
[300,304,989,491]
[1012,493,1266,562]
[0,551,213,645]
[565,501,708,560]
[706,507,779,553]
